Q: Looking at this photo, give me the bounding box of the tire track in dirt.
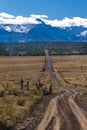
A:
[36,92,84,130]
[36,97,60,130]
[69,96,87,130]
[36,50,87,130]
[57,94,81,130]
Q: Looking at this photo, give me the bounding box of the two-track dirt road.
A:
[36,50,87,130]
[16,50,87,130]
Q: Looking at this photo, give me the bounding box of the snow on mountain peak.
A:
[0,12,87,33]
[80,31,87,37]
[3,26,11,32]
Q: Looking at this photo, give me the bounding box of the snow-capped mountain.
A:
[0,24,35,33]
[0,12,87,42]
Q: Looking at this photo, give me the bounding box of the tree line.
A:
[0,42,87,56]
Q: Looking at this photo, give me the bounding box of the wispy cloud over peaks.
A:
[0,12,15,19]
[0,12,87,28]
[30,14,48,19]
[43,17,87,28]
[0,12,40,24]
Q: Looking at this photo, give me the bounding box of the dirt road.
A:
[16,51,87,130]
[36,50,87,130]
[36,91,87,130]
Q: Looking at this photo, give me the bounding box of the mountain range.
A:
[0,12,87,42]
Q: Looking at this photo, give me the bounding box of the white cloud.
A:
[0,12,87,28]
[43,17,87,28]
[0,12,41,24]
[0,12,15,19]
[43,17,73,27]
[30,14,48,19]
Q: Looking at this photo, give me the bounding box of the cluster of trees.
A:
[0,42,87,56]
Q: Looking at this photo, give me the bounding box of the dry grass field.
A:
[0,56,45,128]
[52,55,87,92]
[0,56,45,85]
[1,55,87,129]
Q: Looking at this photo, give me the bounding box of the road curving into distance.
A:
[36,50,87,130]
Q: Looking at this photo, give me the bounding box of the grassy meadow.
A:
[0,56,45,85]
[0,56,45,128]
[0,55,87,128]
[52,55,87,92]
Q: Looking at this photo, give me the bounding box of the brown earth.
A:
[36,51,87,130]
[15,51,87,130]
[36,90,87,130]
[15,94,59,130]
[15,89,87,130]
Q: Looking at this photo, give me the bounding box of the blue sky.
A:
[0,0,87,19]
